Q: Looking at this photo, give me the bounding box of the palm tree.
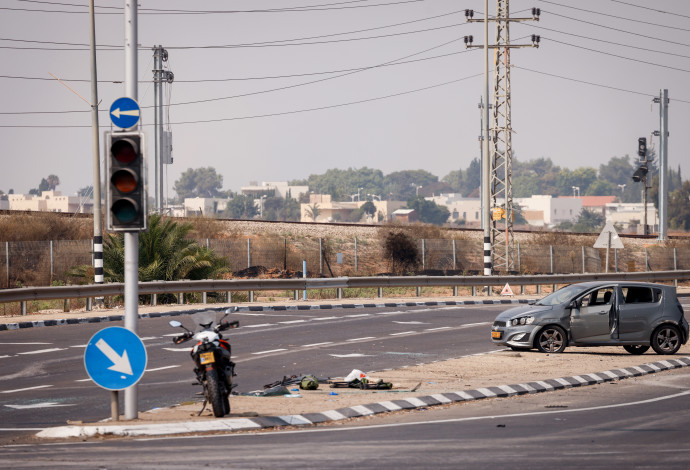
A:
[68,214,228,284]
[305,203,320,221]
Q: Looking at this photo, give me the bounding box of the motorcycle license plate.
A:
[199,352,215,364]
[491,331,502,339]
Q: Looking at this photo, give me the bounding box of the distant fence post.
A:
[5,241,9,288]
[452,239,456,271]
[674,247,678,287]
[247,238,251,268]
[302,260,307,300]
[354,237,358,273]
[550,245,555,292]
[284,238,287,271]
[582,246,585,273]
[50,240,54,284]
[421,239,426,271]
[319,238,323,276]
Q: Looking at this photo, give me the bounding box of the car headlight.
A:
[510,316,535,326]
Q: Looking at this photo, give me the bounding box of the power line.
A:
[516,22,690,60]
[606,0,690,20]
[5,0,430,15]
[542,10,690,48]
[538,0,690,32]
[545,37,690,73]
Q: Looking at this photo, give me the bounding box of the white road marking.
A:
[347,337,376,341]
[389,331,416,336]
[251,349,287,355]
[0,342,51,345]
[17,348,67,355]
[313,316,338,321]
[1,385,53,394]
[425,327,452,331]
[302,342,333,347]
[329,353,374,358]
[344,314,370,318]
[243,323,274,328]
[146,365,181,372]
[279,320,306,324]
[5,402,74,409]
[162,347,192,352]
[139,336,158,341]
[393,321,429,325]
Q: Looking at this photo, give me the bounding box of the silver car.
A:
[491,281,688,355]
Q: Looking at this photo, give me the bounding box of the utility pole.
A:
[88,0,103,298]
[153,46,174,212]
[465,3,541,273]
[124,0,139,421]
[653,89,669,241]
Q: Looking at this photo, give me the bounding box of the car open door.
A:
[570,287,616,343]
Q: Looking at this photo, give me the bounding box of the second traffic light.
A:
[638,137,647,159]
[105,131,147,232]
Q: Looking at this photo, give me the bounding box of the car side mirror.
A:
[169,320,182,328]
[568,300,578,310]
[528,300,536,305]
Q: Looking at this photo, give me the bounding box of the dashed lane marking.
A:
[251,349,287,355]
[302,342,334,347]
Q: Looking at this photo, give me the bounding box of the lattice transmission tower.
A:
[465,2,540,273]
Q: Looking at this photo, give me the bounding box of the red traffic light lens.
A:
[111,138,137,164]
[111,199,138,223]
[111,169,137,193]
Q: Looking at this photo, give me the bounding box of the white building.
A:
[183,197,228,216]
[516,195,582,227]
[8,191,92,213]
[425,194,481,225]
[241,181,309,201]
[605,202,657,230]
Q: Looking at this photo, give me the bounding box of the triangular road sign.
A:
[501,283,514,296]
[593,222,624,249]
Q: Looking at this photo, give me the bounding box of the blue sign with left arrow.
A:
[84,327,147,391]
[109,96,141,129]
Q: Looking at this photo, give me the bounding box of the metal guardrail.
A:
[1,271,688,306]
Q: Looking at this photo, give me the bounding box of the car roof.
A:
[567,281,669,290]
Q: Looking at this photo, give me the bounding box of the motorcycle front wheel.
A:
[205,368,226,417]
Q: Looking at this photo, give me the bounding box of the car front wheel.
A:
[651,325,682,355]
[623,345,650,355]
[535,326,567,353]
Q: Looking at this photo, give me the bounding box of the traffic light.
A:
[632,165,648,183]
[105,131,147,232]
[638,137,646,159]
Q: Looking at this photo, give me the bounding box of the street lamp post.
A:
[572,186,580,197]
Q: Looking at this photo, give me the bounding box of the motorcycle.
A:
[169,308,239,418]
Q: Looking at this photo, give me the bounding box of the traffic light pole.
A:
[124,0,139,421]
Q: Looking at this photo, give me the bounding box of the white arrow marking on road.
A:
[5,402,74,409]
[95,339,133,375]
[110,108,140,119]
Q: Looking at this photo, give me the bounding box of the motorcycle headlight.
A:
[510,316,535,326]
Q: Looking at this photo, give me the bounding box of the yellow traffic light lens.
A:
[111,139,137,164]
[111,169,137,193]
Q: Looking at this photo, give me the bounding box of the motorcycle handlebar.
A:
[173,332,192,344]
[218,320,240,332]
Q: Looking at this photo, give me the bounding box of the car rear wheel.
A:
[623,345,650,355]
[651,325,682,355]
[535,326,567,353]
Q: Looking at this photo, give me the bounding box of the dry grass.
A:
[0,213,92,241]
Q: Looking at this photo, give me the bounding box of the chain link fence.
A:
[1,237,688,288]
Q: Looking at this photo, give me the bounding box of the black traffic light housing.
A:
[638,137,646,159]
[105,131,147,232]
[632,165,648,183]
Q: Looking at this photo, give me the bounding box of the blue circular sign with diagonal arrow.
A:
[109,97,141,129]
[84,327,147,391]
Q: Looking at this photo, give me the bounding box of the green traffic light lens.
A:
[111,199,138,223]
[111,139,137,164]
[111,169,137,193]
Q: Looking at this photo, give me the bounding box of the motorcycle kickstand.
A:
[197,398,208,417]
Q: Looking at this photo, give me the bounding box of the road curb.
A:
[36,356,690,439]
[0,299,530,331]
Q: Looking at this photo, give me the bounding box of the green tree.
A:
[668,181,690,230]
[305,167,384,201]
[304,203,320,221]
[224,195,258,219]
[384,169,438,200]
[77,186,94,197]
[68,214,228,286]
[261,197,301,221]
[572,209,605,233]
[361,201,377,217]
[585,180,616,196]
[406,196,450,225]
[382,230,419,275]
[174,167,224,200]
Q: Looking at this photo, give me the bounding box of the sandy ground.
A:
[78,343,690,425]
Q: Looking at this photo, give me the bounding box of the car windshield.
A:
[535,284,590,306]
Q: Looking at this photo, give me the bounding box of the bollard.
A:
[86,297,93,311]
[202,292,207,304]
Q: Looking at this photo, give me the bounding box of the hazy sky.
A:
[2,0,689,199]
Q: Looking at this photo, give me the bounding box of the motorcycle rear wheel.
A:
[205,369,226,417]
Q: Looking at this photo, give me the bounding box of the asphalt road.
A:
[2,364,689,469]
[0,303,507,441]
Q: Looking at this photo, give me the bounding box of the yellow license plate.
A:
[491,331,502,339]
[199,352,215,364]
